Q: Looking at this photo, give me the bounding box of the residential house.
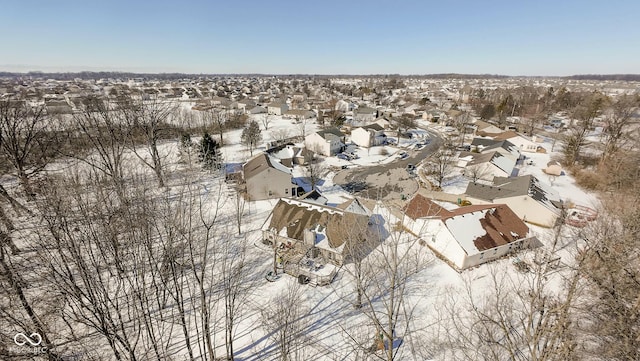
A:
[474,120,503,135]
[261,198,382,284]
[243,153,297,200]
[304,128,346,156]
[267,144,313,167]
[267,102,289,115]
[491,131,547,153]
[458,151,518,181]
[247,105,267,114]
[236,99,256,113]
[353,106,378,123]
[471,138,522,161]
[404,194,541,270]
[464,175,563,227]
[351,123,386,147]
[284,109,315,120]
[373,116,392,129]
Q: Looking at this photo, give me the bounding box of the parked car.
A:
[406,164,416,171]
[456,145,471,151]
[398,152,409,160]
[337,153,349,160]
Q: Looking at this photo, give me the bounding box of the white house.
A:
[404,194,541,270]
[458,151,517,181]
[243,153,296,200]
[304,128,345,156]
[350,124,386,147]
[464,175,563,227]
[490,131,547,153]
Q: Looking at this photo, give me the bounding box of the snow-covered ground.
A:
[24,112,602,360]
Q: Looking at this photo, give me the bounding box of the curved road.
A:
[333,131,444,201]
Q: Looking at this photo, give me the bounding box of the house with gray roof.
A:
[353,106,378,124]
[304,128,346,156]
[464,174,563,227]
[458,150,518,181]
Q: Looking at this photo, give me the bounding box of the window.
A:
[285,188,289,194]
[268,190,273,196]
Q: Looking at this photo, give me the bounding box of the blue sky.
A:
[1,0,639,75]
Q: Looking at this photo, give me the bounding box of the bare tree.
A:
[0,100,54,198]
[260,114,273,130]
[575,193,640,360]
[564,93,606,165]
[121,96,178,187]
[260,280,310,361]
[601,94,639,159]
[219,234,255,360]
[426,150,456,189]
[339,207,432,361]
[270,128,292,143]
[437,263,579,361]
[465,164,490,183]
[64,96,128,193]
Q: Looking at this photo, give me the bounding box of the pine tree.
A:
[199,132,221,169]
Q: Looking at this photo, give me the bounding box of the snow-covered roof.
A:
[442,204,530,255]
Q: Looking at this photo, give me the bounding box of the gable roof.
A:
[361,123,384,131]
[491,130,520,141]
[465,175,563,210]
[317,127,344,139]
[404,194,450,220]
[482,140,520,155]
[265,198,370,249]
[441,204,530,254]
[243,153,291,180]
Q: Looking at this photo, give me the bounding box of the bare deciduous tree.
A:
[0,100,54,198]
[121,96,178,187]
[426,150,456,189]
[261,280,310,361]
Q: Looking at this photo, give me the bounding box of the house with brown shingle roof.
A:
[261,198,380,267]
[403,194,541,270]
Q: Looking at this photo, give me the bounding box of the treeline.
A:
[2,71,640,82]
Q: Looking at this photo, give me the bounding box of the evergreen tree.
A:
[199,132,221,169]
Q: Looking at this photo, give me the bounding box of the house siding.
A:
[246,168,293,201]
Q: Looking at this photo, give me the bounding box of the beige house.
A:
[243,153,296,200]
[464,175,563,227]
[304,128,345,156]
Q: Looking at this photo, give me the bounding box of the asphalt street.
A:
[333,131,444,201]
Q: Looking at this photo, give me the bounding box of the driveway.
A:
[333,131,443,201]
